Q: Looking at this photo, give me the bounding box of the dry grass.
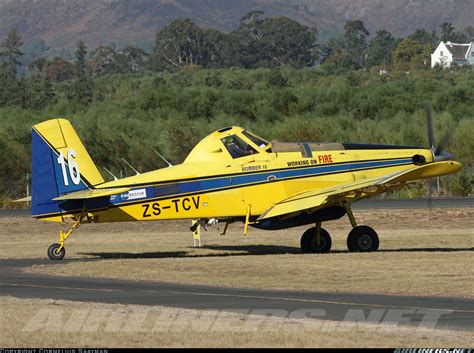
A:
[1,296,472,348]
[1,208,473,298]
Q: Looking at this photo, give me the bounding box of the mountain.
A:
[0,0,472,52]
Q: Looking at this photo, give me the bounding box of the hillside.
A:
[0,0,472,51]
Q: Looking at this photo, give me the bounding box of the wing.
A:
[52,187,131,201]
[258,161,462,220]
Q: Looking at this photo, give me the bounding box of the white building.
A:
[431,41,474,68]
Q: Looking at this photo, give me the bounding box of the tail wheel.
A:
[347,226,379,252]
[301,227,332,254]
[48,243,65,260]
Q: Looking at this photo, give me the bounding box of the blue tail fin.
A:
[31,119,104,218]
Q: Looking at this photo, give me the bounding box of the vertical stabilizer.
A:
[31,118,104,217]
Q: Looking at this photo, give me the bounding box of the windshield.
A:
[221,134,258,159]
[242,130,269,149]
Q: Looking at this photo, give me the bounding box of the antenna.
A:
[121,158,140,175]
[103,167,118,181]
[154,150,173,167]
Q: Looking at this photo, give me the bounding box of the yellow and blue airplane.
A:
[30,115,461,260]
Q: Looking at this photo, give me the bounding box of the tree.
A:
[0,27,24,77]
[462,26,474,41]
[0,69,21,106]
[199,29,229,68]
[28,57,48,74]
[323,20,370,70]
[21,38,49,72]
[240,10,265,28]
[89,46,118,77]
[230,13,317,69]
[88,45,149,77]
[68,40,93,105]
[0,29,54,109]
[45,57,74,82]
[392,37,433,71]
[29,57,74,82]
[19,76,55,110]
[343,20,370,69]
[409,28,437,45]
[440,22,467,42]
[366,29,395,68]
[226,11,265,68]
[116,46,148,73]
[150,19,208,70]
[74,40,89,80]
[258,17,317,68]
[0,28,24,107]
[320,36,346,66]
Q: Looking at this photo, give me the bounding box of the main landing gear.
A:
[300,223,332,253]
[47,211,87,260]
[299,204,379,254]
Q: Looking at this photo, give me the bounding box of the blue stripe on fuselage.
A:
[107,158,412,207]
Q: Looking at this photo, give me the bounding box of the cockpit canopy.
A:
[183,126,271,163]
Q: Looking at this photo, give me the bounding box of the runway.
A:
[0,259,472,331]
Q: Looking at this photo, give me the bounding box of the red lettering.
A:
[318,154,334,164]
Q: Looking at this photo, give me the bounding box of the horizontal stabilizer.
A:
[53,187,131,201]
[13,196,32,202]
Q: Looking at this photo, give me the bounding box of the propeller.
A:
[424,101,455,199]
[424,101,454,162]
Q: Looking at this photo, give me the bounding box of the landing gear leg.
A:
[47,211,85,260]
[191,220,201,247]
[345,204,379,252]
[345,203,357,229]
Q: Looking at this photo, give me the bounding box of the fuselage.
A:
[37,126,434,224]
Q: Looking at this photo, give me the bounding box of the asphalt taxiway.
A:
[0,258,472,331]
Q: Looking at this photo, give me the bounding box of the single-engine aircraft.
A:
[28,109,461,260]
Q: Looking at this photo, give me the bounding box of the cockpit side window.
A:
[242,130,269,149]
[221,134,258,159]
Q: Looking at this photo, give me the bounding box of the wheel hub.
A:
[358,234,372,250]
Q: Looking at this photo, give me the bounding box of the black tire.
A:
[301,227,332,254]
[347,226,379,252]
[48,243,65,260]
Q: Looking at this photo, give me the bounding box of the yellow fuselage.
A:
[40,145,433,224]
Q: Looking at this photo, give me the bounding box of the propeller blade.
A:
[424,101,435,150]
[435,129,453,156]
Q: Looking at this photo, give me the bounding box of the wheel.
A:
[347,226,379,252]
[301,227,332,254]
[48,243,65,260]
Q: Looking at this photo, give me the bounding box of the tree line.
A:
[2,12,474,83]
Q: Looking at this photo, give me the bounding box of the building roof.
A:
[444,42,471,60]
